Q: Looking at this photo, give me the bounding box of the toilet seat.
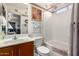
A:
[37,46,50,55]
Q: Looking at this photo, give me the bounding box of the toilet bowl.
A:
[37,46,50,56]
[34,37,50,56]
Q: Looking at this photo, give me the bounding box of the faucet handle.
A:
[13,35,17,40]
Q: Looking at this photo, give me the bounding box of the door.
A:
[0,46,18,56]
[18,41,34,56]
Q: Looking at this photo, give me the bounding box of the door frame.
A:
[70,3,79,56]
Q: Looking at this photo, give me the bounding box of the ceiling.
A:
[0,3,72,13]
[5,3,28,9]
[6,3,71,13]
[31,3,71,12]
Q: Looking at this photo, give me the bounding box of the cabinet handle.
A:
[11,50,14,56]
[18,48,20,56]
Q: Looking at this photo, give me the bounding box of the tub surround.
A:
[45,40,68,56]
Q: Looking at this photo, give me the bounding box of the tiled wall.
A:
[43,10,72,44]
[43,9,72,55]
[32,21,41,37]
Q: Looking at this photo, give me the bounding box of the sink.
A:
[17,36,31,40]
[0,38,13,44]
[3,36,31,44]
[3,39,26,44]
[0,36,32,45]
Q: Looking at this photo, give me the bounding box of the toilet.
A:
[34,37,50,56]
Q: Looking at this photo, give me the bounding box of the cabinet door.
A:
[0,46,18,56]
[18,41,34,56]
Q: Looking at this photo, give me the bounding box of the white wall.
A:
[21,16,28,34]
[43,10,72,45]
[43,11,53,42]
[28,4,44,37]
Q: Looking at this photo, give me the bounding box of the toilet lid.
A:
[37,46,50,54]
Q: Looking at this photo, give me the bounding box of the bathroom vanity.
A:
[0,39,34,56]
[0,3,42,56]
[0,4,34,56]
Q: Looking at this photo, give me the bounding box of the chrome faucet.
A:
[13,35,17,40]
[13,32,17,40]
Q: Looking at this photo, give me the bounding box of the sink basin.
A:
[0,38,13,44]
[0,36,32,45]
[18,37,31,40]
[3,37,31,44]
[3,39,26,44]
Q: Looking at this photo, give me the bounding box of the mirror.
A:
[0,3,28,36]
[7,13,28,35]
[0,4,6,39]
[7,13,21,35]
[6,4,28,35]
[0,4,6,33]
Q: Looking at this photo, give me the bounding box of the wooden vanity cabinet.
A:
[18,41,34,56]
[0,46,18,56]
[0,41,34,56]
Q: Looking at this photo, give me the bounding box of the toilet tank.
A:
[34,37,43,47]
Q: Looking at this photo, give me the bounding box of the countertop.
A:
[0,38,35,48]
[0,36,43,48]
